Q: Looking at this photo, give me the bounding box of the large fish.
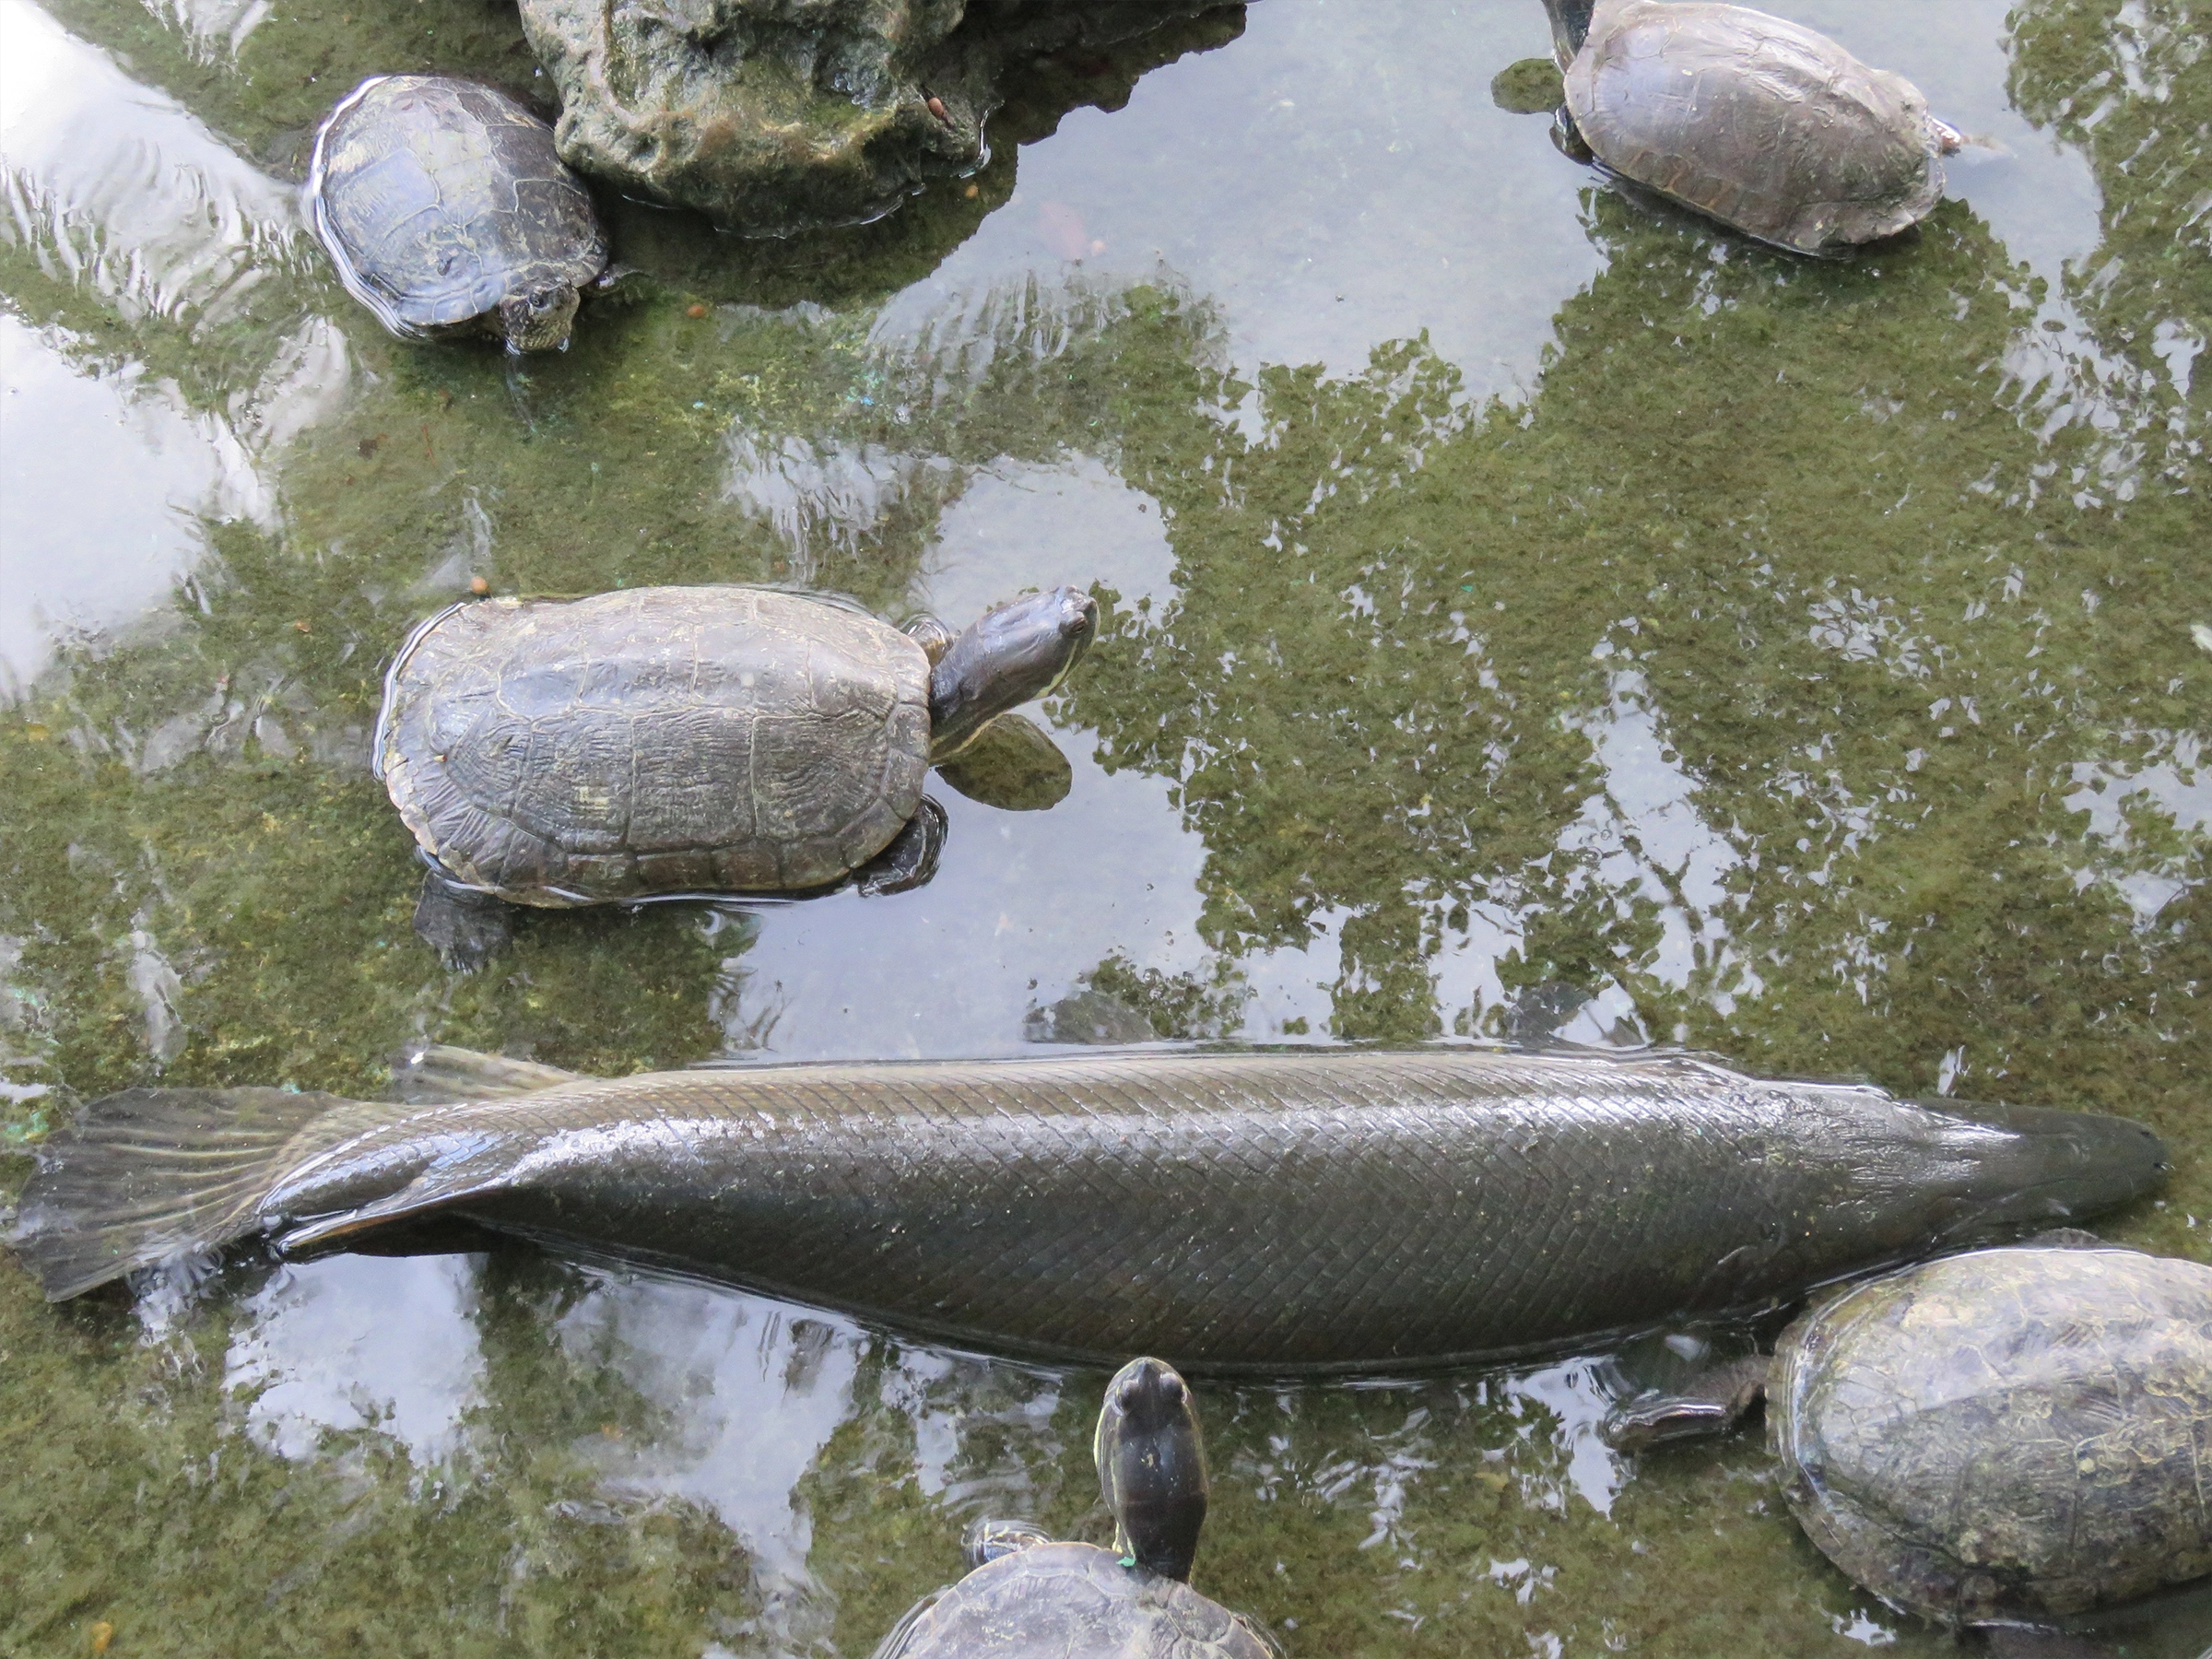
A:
[6,1047,2165,1371]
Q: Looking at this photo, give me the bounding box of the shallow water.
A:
[1,0,2208,1651]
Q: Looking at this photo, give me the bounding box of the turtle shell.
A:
[1771,1245,2212,1625]
[1564,0,1946,255]
[874,1542,1277,1659]
[306,75,606,338]
[375,586,932,904]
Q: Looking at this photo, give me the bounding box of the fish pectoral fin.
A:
[390,1042,589,1103]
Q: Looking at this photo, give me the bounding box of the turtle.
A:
[871,1357,1278,1659]
[305,75,618,351]
[1534,0,1962,256]
[375,582,1097,962]
[1603,1241,2212,1648]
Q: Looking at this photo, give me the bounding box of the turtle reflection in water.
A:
[377,584,1097,962]
[1524,0,1961,256]
[874,1358,1277,1659]
[306,75,620,352]
[1606,1242,2212,1650]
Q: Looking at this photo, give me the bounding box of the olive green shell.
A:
[873,1542,1276,1659]
[375,586,931,905]
[1771,1245,2212,1625]
[1564,0,1947,255]
[306,75,606,338]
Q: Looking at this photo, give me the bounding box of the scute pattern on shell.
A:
[308,75,607,336]
[1771,1246,2212,1625]
[874,1542,1277,1659]
[379,586,932,904]
[1564,0,1946,255]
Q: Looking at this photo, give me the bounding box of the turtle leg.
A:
[854,797,948,897]
[1600,1354,1770,1453]
[959,1517,1053,1570]
[413,869,515,970]
[902,613,956,665]
[1549,105,1594,164]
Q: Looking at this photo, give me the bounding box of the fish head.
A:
[1822,1099,2170,1265]
[1920,1100,2169,1241]
[1093,1355,1207,1581]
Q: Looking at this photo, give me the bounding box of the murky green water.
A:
[2,0,2208,1652]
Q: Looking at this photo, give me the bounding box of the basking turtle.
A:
[1605,1242,2212,1642]
[377,583,1095,959]
[873,1357,1277,1659]
[306,75,616,351]
[1536,0,1961,255]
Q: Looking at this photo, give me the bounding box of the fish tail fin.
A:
[7,1086,370,1301]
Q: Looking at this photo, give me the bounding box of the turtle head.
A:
[1093,1356,1207,1583]
[497,283,582,353]
[927,586,1097,760]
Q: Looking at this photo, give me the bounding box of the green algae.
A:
[2,0,2211,1653]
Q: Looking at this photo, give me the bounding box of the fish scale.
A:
[7,1050,2167,1370]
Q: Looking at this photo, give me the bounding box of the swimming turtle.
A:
[1536,0,1961,256]
[306,75,616,351]
[1605,1241,2212,1639]
[873,1357,1277,1659]
[377,583,1095,959]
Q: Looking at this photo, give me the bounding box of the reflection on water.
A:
[228,1253,487,1464]
[1,0,2208,1651]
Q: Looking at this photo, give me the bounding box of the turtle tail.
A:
[7,1085,376,1300]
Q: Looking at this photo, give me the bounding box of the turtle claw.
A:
[856,797,948,897]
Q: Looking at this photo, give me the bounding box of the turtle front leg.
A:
[959,1517,1054,1570]
[1601,1354,1771,1453]
[1550,105,1595,164]
[854,797,948,897]
[413,867,515,969]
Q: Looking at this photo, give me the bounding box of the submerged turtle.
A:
[377,583,1096,959]
[1606,1242,2212,1641]
[1536,0,1961,256]
[874,1357,1277,1659]
[306,75,616,351]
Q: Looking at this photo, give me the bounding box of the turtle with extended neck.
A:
[1526,0,1962,256]
[379,583,1096,963]
[873,1357,1277,1659]
[1605,1241,2212,1656]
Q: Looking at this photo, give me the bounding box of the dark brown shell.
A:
[872,1542,1276,1659]
[1771,1245,2212,1624]
[306,75,606,337]
[376,586,930,905]
[1565,0,1946,254]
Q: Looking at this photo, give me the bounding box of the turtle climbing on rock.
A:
[1535,0,1962,256]
[1604,1241,2212,1646]
[872,1357,1277,1659]
[306,75,620,351]
[377,582,1096,960]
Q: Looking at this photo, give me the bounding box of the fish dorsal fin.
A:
[391,1043,586,1103]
